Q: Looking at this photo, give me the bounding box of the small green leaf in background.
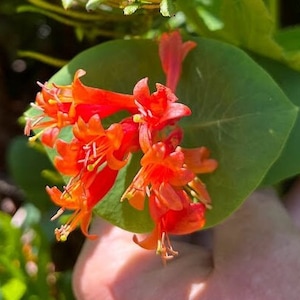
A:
[7,136,63,212]
[0,212,26,300]
[37,36,296,232]
[85,0,102,11]
[275,26,300,71]
[178,0,283,61]
[1,278,27,300]
[0,211,52,299]
[123,5,139,15]
[160,0,177,17]
[61,0,74,9]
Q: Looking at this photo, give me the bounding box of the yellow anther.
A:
[133,114,142,123]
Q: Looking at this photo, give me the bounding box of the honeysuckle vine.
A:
[24,31,218,261]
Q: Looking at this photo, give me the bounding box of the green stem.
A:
[17,5,123,38]
[17,50,68,67]
[27,0,136,22]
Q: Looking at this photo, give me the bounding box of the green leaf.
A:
[275,26,300,52]
[32,37,296,231]
[95,153,153,233]
[176,38,296,227]
[123,4,139,15]
[177,0,283,60]
[85,0,104,11]
[0,212,27,298]
[160,0,177,17]
[61,0,75,9]
[7,136,62,212]
[275,26,300,71]
[1,278,27,300]
[0,211,54,298]
[252,55,300,185]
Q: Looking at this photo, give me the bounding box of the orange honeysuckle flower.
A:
[132,78,191,152]
[122,139,217,261]
[122,141,217,210]
[72,70,136,111]
[159,30,197,92]
[47,165,119,241]
[121,142,195,211]
[72,115,127,171]
[134,193,207,262]
[24,82,74,147]
[48,115,140,241]
[25,69,136,147]
[54,115,138,176]
[133,78,191,130]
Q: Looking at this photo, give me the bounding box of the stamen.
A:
[86,155,106,172]
[30,116,45,127]
[51,208,65,221]
[30,102,44,111]
[147,109,153,118]
[63,186,72,199]
[82,146,91,167]
[53,92,62,104]
[36,81,45,88]
[28,130,44,143]
[133,114,142,123]
[134,99,147,116]
[24,119,32,136]
[145,185,151,197]
[188,179,212,209]
[92,142,97,158]
[54,224,70,242]
[48,99,58,105]
[156,232,178,265]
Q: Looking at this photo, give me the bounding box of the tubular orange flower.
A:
[25,69,136,147]
[132,77,191,152]
[122,138,217,261]
[122,139,217,210]
[180,146,219,174]
[24,81,74,147]
[48,114,140,240]
[121,142,194,210]
[133,78,191,130]
[72,115,127,171]
[48,165,119,241]
[134,192,207,263]
[54,115,138,176]
[159,30,197,92]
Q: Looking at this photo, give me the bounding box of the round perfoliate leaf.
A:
[40,37,296,232]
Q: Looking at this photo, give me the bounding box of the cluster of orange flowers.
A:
[24,31,217,260]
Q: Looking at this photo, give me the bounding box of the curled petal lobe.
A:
[163,202,206,235]
[180,146,218,174]
[156,182,183,211]
[133,78,190,131]
[40,127,60,148]
[133,225,160,251]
